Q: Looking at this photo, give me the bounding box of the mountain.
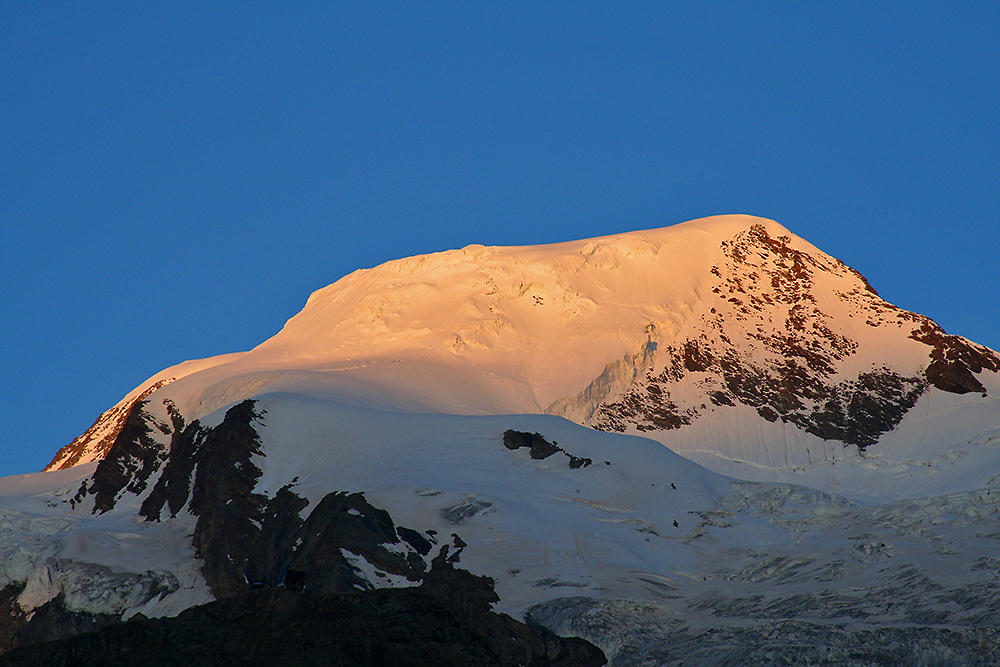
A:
[4,215,1000,665]
[48,215,1000,498]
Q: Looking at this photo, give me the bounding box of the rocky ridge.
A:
[578,224,998,450]
[45,379,175,472]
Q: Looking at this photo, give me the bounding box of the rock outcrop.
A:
[587,224,998,449]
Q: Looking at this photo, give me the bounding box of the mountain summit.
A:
[47,215,999,498]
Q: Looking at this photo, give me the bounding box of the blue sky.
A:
[2,2,998,477]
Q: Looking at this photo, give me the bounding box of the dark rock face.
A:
[148,416,433,597]
[593,348,927,449]
[85,399,271,598]
[241,484,309,588]
[267,490,429,595]
[795,369,927,447]
[187,400,270,598]
[138,402,204,521]
[589,224,996,450]
[592,367,697,433]
[73,399,169,513]
[504,429,560,459]
[418,555,606,667]
[911,320,1000,394]
[503,430,592,468]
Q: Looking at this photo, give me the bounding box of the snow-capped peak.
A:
[45,215,999,501]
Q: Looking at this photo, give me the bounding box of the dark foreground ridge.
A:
[0,579,606,667]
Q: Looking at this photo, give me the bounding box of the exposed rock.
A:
[503,430,560,459]
[910,319,1000,394]
[594,352,928,449]
[794,368,927,447]
[282,491,427,594]
[441,497,494,525]
[241,484,309,588]
[502,430,592,468]
[587,225,967,449]
[2,398,607,663]
[93,398,271,597]
[592,370,696,433]
[45,378,174,472]
[187,400,269,598]
[419,552,606,667]
[138,410,205,521]
[74,400,169,513]
[396,527,433,556]
[423,543,497,618]
[129,400,432,597]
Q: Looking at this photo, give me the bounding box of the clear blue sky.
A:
[2,2,998,477]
